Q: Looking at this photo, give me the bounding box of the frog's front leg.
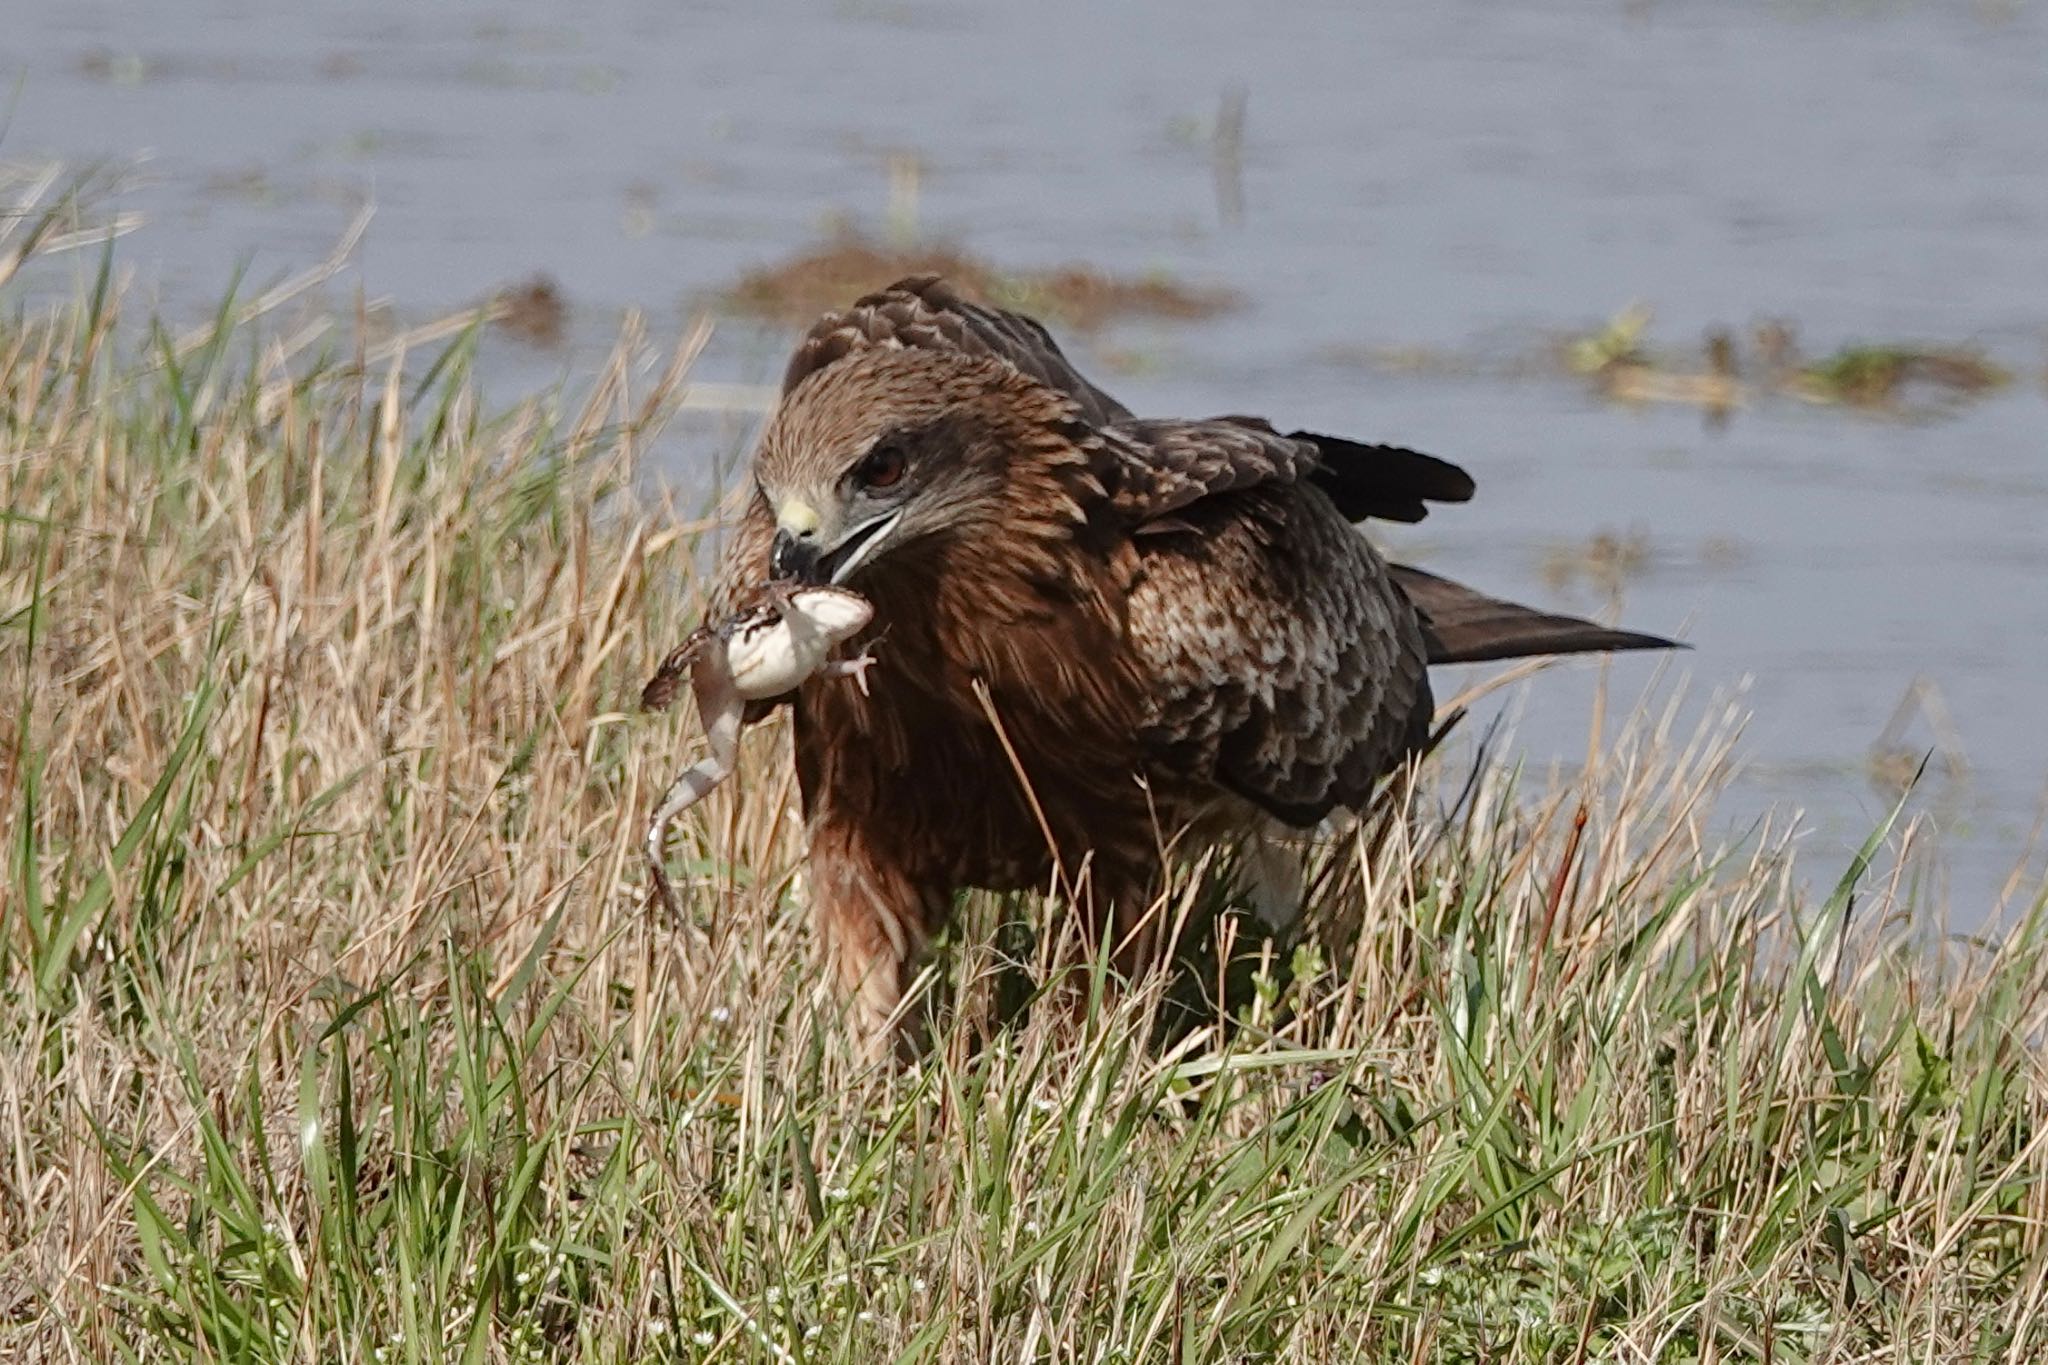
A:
[640,626,713,713]
[644,634,745,923]
[817,645,878,696]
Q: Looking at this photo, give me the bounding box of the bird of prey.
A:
[699,275,1675,1042]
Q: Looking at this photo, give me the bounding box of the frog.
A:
[640,582,876,920]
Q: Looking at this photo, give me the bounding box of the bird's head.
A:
[750,344,1089,587]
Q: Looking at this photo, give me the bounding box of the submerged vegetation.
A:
[718,231,1238,331]
[1333,303,2020,424]
[1560,304,2012,418]
[3,235,2047,1362]
[489,273,570,348]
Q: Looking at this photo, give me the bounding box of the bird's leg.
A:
[643,634,745,924]
[1106,871,1170,985]
[806,820,941,1059]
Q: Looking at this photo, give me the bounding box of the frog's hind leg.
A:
[644,750,738,922]
[644,645,746,923]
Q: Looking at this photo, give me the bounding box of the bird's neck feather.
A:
[851,511,1139,729]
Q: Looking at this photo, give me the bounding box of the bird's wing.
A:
[781,274,1134,427]
[1102,416,1475,528]
[1101,417,1322,524]
[1129,486,1435,828]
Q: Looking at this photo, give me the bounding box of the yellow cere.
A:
[775,499,821,537]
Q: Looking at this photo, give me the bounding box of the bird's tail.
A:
[1388,563,1682,665]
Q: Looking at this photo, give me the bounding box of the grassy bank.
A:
[3,260,2046,1363]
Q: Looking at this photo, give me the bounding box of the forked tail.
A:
[1388,562,1683,666]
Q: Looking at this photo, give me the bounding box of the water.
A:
[8,0,2046,919]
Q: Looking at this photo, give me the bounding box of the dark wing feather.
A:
[1389,563,1683,664]
[1101,416,1321,524]
[1130,487,1435,827]
[1103,417,1478,531]
[1291,432,1476,525]
[1104,421,1679,824]
[781,274,1133,427]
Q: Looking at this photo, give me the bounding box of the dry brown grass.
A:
[3,246,2047,1361]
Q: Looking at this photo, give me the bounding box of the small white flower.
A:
[515,1270,531,1285]
[1031,1097,1057,1114]
[647,1319,668,1337]
[691,1329,714,1346]
[710,1005,732,1024]
[804,1324,823,1341]
[911,1277,928,1293]
[824,1185,851,1203]
[856,1310,874,1325]
[765,1286,782,1304]
[1022,1220,1041,1237]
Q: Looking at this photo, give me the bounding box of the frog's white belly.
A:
[726,587,874,701]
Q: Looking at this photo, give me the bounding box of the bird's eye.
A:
[853,444,907,491]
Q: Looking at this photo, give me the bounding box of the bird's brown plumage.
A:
[705,275,1675,1041]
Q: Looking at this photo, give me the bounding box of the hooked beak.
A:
[770,508,903,586]
[769,526,824,584]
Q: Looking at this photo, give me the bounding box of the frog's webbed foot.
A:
[820,646,878,697]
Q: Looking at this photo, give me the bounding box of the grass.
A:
[3,246,2047,1363]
